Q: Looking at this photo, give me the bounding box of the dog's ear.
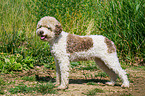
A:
[55,24,62,36]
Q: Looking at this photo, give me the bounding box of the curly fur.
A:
[36,16,129,89]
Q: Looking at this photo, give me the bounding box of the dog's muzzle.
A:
[37,30,47,40]
[39,31,44,35]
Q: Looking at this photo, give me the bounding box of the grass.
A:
[0,87,5,95]
[0,75,57,95]
[0,1,144,95]
[35,82,56,94]
[131,66,145,71]
[87,82,99,86]
[9,82,56,94]
[22,76,36,81]
[83,88,105,96]
[95,72,108,78]
[0,77,6,85]
[0,65,145,95]
[0,0,144,72]
[9,84,34,94]
[0,78,5,94]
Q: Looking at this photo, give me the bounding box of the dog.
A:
[36,16,129,89]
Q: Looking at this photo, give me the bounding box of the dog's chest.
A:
[50,32,68,55]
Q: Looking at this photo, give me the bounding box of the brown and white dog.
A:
[36,16,129,89]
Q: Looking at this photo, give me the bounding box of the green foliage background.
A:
[0,0,144,72]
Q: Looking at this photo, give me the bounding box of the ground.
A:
[0,65,145,96]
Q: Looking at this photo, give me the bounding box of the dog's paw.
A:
[106,82,115,86]
[121,83,129,88]
[121,81,129,88]
[57,85,68,89]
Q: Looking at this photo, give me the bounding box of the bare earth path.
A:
[0,66,145,96]
[57,67,145,96]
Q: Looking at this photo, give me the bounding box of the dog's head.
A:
[36,16,62,41]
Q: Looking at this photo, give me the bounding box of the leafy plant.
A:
[35,82,56,94]
[0,0,144,74]
[9,82,56,94]
[70,62,80,68]
[0,53,35,73]
[9,84,34,94]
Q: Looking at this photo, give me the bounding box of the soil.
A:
[0,66,145,96]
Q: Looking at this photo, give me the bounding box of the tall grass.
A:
[0,0,144,72]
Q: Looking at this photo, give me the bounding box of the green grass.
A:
[0,87,5,95]
[22,76,36,81]
[0,78,6,94]
[95,72,108,78]
[0,0,144,72]
[9,82,56,94]
[0,78,5,94]
[35,82,56,94]
[83,88,105,96]
[132,66,145,71]
[87,82,99,86]
[0,78,5,85]
[9,84,34,94]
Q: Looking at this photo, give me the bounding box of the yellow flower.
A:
[0,52,4,54]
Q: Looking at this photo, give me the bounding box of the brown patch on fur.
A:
[105,38,116,53]
[67,34,93,53]
[55,24,62,36]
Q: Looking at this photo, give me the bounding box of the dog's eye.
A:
[47,27,51,30]
[39,25,42,28]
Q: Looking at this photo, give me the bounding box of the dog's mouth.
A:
[41,36,46,40]
[41,35,48,40]
[40,35,52,41]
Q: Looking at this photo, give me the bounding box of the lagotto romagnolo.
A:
[36,16,129,89]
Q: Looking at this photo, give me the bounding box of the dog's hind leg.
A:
[94,57,117,86]
[94,54,129,87]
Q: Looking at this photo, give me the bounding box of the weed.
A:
[87,82,98,86]
[7,81,16,85]
[95,72,108,78]
[71,62,80,68]
[9,84,34,94]
[0,87,5,95]
[132,66,145,71]
[0,53,34,73]
[9,82,56,94]
[83,88,104,96]
[77,61,98,70]
[0,79,5,94]
[22,76,36,82]
[0,77,6,85]
[119,93,133,96]
[77,65,98,70]
[35,82,56,94]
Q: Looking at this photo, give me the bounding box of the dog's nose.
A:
[39,31,44,35]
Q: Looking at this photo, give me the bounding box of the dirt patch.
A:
[109,68,145,96]
[57,67,145,96]
[0,66,145,96]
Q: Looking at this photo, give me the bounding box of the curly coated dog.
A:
[36,16,129,89]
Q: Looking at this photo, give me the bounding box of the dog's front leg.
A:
[54,58,61,86]
[56,57,70,89]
